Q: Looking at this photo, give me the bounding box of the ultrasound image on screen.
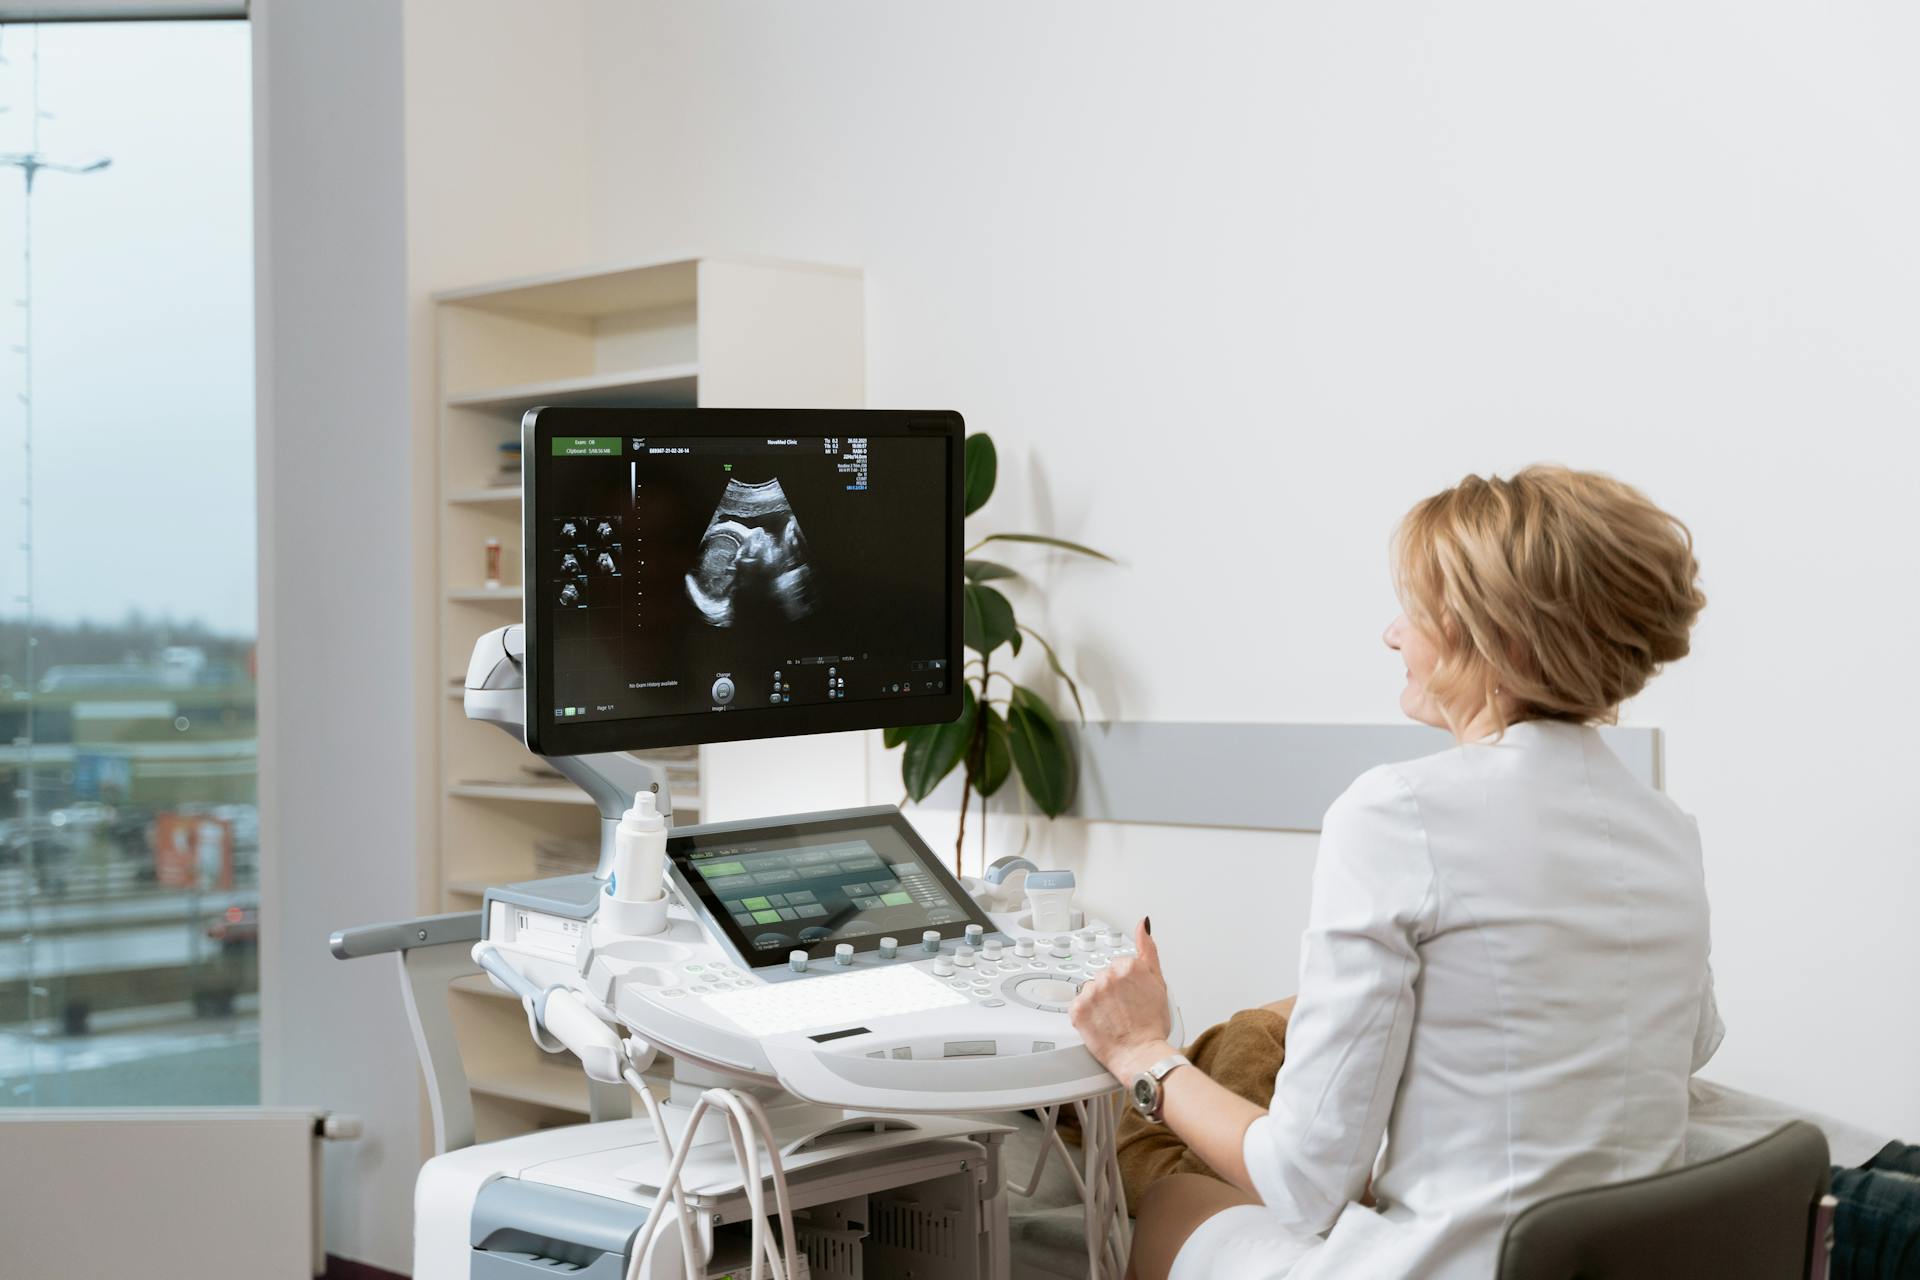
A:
[539,430,950,729]
[685,477,819,627]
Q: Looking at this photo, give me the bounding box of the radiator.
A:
[0,1107,358,1279]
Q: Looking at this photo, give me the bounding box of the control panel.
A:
[637,924,1136,1023]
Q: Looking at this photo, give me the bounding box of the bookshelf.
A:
[429,254,864,1134]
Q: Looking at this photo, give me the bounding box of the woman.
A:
[1070,466,1720,1279]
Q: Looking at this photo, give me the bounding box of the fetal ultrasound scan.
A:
[684,477,819,628]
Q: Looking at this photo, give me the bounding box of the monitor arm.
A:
[463,624,671,878]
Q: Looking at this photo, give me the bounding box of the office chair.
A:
[1497,1120,1838,1280]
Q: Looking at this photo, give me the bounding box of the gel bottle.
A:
[602,790,669,936]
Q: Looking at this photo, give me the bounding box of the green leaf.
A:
[1018,625,1085,723]
[972,532,1115,563]
[963,434,998,517]
[1007,684,1076,816]
[974,704,1014,798]
[962,582,1018,656]
[882,725,910,749]
[963,558,1021,584]
[901,686,977,802]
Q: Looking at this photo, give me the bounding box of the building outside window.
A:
[0,18,257,1105]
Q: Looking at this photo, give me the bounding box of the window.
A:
[0,19,256,1105]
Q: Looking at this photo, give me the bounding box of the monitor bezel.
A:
[521,405,966,757]
[663,806,998,969]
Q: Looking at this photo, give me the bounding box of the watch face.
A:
[1131,1074,1157,1116]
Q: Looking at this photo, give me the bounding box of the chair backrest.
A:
[1497,1120,1834,1280]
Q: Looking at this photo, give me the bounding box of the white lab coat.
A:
[1183,720,1722,1279]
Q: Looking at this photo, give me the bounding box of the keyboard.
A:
[700,964,969,1037]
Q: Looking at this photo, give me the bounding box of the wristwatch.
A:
[1129,1052,1192,1123]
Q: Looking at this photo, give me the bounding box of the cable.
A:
[729,1090,799,1280]
[619,1074,800,1280]
[623,1068,706,1280]
[522,995,566,1055]
[706,1088,799,1280]
[481,946,795,1279]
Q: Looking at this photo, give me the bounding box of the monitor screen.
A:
[522,407,964,756]
[666,808,996,966]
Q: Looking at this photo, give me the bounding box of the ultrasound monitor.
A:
[521,406,964,757]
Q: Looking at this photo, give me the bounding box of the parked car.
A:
[198,904,259,1017]
[205,904,258,950]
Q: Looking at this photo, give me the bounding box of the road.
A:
[0,996,260,1106]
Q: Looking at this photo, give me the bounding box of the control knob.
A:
[878,936,899,959]
[965,924,984,947]
[922,930,942,954]
[955,945,976,967]
[788,950,808,974]
[1014,937,1036,958]
[835,943,854,967]
[981,939,1003,960]
[1073,932,1097,953]
[1048,937,1072,959]
[932,955,955,977]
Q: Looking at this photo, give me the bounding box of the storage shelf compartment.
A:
[432,253,857,1149]
[445,485,522,507]
[448,781,597,806]
[450,973,518,1002]
[434,256,703,316]
[448,781,702,810]
[453,993,594,1114]
[467,1067,590,1113]
[444,364,698,413]
[471,1092,588,1146]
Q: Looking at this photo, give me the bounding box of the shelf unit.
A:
[429,254,864,1136]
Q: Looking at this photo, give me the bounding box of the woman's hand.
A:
[1069,919,1177,1081]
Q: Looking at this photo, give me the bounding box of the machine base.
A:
[416,1114,1013,1280]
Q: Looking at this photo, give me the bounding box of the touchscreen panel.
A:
[671,816,993,965]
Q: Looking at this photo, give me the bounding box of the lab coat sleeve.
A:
[1241,765,1436,1237]
[1691,965,1724,1072]
[1687,817,1724,1073]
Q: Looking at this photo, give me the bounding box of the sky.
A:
[0,21,255,640]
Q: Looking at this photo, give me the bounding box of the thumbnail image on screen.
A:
[538,428,952,730]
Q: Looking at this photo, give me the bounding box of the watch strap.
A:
[1145,1052,1192,1084]
[1133,1052,1193,1123]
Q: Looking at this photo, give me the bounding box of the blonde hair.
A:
[1393,465,1705,732]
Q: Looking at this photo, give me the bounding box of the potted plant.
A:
[884,433,1112,875]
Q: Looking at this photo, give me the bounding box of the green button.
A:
[703,861,747,877]
[880,891,913,906]
[741,896,771,910]
[552,436,621,457]
[752,910,782,924]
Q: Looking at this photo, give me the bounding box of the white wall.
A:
[253,0,420,1270]
[257,2,594,1270]
[400,0,595,895]
[572,2,1920,1137]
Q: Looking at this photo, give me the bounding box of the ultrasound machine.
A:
[332,408,1174,1280]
